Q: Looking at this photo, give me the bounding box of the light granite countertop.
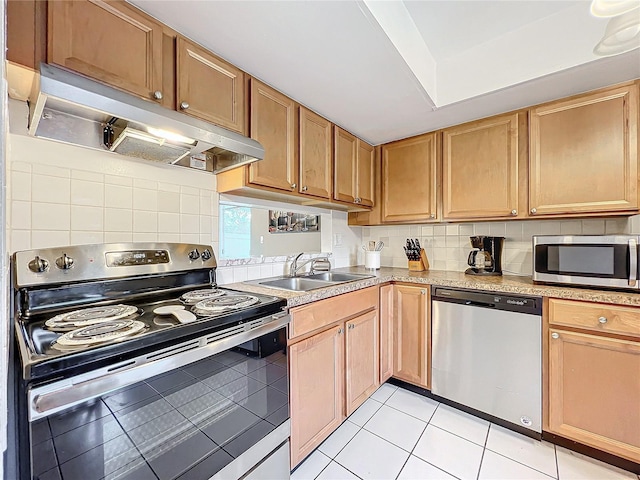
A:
[225,267,640,308]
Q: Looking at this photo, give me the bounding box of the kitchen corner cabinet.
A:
[547,299,640,463]
[382,133,438,223]
[443,113,524,220]
[529,84,639,217]
[299,107,333,199]
[289,288,379,467]
[48,0,165,102]
[248,79,299,192]
[334,128,375,207]
[393,285,430,388]
[177,37,245,133]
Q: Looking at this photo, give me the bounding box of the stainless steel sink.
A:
[257,277,335,292]
[253,272,375,292]
[305,272,374,282]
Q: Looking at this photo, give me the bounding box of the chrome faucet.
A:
[289,252,331,277]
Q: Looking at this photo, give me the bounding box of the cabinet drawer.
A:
[290,287,378,340]
[548,298,640,338]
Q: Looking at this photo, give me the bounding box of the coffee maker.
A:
[465,236,505,276]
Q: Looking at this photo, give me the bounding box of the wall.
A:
[6,100,363,285]
[363,217,631,275]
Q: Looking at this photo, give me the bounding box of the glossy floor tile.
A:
[294,383,640,480]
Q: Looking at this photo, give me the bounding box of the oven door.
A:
[533,235,639,289]
[25,318,290,480]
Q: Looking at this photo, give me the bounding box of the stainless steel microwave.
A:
[532,235,639,290]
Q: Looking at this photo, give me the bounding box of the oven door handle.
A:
[629,238,637,287]
[29,312,290,421]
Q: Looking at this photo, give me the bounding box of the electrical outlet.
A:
[333,233,343,247]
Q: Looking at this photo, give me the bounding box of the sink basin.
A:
[258,277,335,292]
[305,272,374,282]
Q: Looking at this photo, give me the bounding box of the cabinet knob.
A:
[430,214,436,219]
[302,186,308,191]
[530,208,537,214]
[355,197,361,204]
[421,289,426,295]
[180,101,190,110]
[348,324,355,330]
[598,316,608,324]
[338,328,343,334]
[153,91,163,100]
[291,183,297,189]
[551,332,559,339]
[511,209,517,216]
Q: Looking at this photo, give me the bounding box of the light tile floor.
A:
[292,383,640,480]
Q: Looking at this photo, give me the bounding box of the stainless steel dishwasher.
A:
[431,287,542,434]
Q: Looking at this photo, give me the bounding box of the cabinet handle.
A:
[180,101,190,110]
[291,183,297,190]
[551,333,559,339]
[153,91,163,100]
[338,328,343,334]
[598,316,608,324]
[348,324,355,330]
[511,209,517,216]
[420,289,426,295]
[430,214,435,219]
[530,208,537,214]
[302,186,308,191]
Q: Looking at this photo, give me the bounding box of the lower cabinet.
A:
[393,285,430,389]
[547,299,640,463]
[289,288,380,468]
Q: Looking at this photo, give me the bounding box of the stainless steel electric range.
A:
[11,243,290,480]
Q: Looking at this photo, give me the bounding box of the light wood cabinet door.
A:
[393,285,430,388]
[443,113,520,220]
[382,133,438,223]
[379,284,394,383]
[548,328,640,462]
[48,0,164,102]
[299,107,332,199]
[249,79,298,192]
[356,140,375,207]
[345,310,380,415]
[334,127,357,203]
[290,324,345,468]
[530,85,639,216]
[177,37,244,133]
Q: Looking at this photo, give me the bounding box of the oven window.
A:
[30,342,288,480]
[555,245,615,275]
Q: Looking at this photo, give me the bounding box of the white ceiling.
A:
[130,0,640,145]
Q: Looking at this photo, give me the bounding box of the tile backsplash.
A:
[363,217,633,276]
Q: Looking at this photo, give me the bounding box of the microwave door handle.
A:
[629,238,637,287]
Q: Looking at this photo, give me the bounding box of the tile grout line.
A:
[555,444,560,480]
[476,422,491,480]
[484,446,558,479]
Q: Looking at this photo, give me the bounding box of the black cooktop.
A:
[17,288,286,382]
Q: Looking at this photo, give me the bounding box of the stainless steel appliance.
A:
[533,235,640,290]
[11,243,290,480]
[465,236,504,276]
[431,287,542,434]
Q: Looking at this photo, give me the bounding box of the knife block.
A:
[408,249,430,272]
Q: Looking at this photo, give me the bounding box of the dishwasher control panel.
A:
[432,287,542,315]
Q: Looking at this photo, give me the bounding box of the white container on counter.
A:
[364,251,381,270]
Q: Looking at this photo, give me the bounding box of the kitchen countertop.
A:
[226,267,640,308]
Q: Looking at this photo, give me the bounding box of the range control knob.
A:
[201,249,212,261]
[55,253,74,270]
[28,256,49,273]
[188,249,200,261]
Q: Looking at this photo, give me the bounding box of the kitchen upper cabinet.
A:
[334,128,358,203]
[248,79,299,191]
[529,84,639,217]
[443,113,523,220]
[393,285,430,389]
[547,299,640,463]
[357,140,375,207]
[48,0,164,102]
[299,107,332,199]
[382,133,438,223]
[289,325,345,468]
[345,309,380,415]
[177,37,245,133]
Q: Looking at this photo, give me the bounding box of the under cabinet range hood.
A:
[28,64,264,174]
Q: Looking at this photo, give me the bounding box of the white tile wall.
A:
[364,218,631,275]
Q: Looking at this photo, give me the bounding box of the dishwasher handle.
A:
[432,286,542,315]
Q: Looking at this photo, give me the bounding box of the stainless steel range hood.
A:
[28,64,264,174]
